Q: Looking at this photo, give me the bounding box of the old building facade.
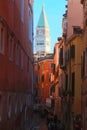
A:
[81,0,87,129]
[53,38,65,118]
[64,34,83,130]
[66,0,83,38]
[34,54,54,106]
[0,0,33,129]
[52,0,83,130]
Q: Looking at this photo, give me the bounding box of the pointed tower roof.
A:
[37,4,49,28]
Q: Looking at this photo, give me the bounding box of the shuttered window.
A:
[9,35,14,61]
[34,76,38,84]
[0,27,4,54]
[50,85,55,96]
[42,74,44,82]
[59,47,63,65]
[65,74,68,91]
[81,51,85,78]
[70,45,75,59]
[71,72,75,96]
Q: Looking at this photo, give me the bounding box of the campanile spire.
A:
[42,3,44,10]
[35,4,50,57]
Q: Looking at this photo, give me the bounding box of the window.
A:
[16,44,19,65]
[21,50,24,70]
[19,96,22,112]
[86,98,87,107]
[15,95,17,114]
[38,64,40,70]
[0,94,2,122]
[65,49,70,63]
[81,51,85,78]
[73,27,82,34]
[34,75,40,84]
[28,5,33,42]
[51,63,55,73]
[59,47,63,65]
[85,48,87,76]
[71,72,75,96]
[9,35,14,61]
[65,74,68,91]
[50,63,54,68]
[0,27,4,54]
[34,76,38,84]
[27,57,29,72]
[42,74,44,82]
[50,85,55,96]
[21,0,24,23]
[37,43,44,45]
[7,95,12,118]
[70,45,75,59]
[81,49,87,78]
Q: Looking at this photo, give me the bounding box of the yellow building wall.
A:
[66,35,83,116]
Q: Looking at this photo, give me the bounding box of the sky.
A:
[33,0,67,53]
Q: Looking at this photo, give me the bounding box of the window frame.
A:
[9,35,14,61]
[21,49,24,70]
[0,94,2,122]
[0,27,5,54]
[16,44,19,66]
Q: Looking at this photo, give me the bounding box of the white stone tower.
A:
[35,4,50,58]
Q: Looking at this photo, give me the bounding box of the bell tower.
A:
[35,4,50,58]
